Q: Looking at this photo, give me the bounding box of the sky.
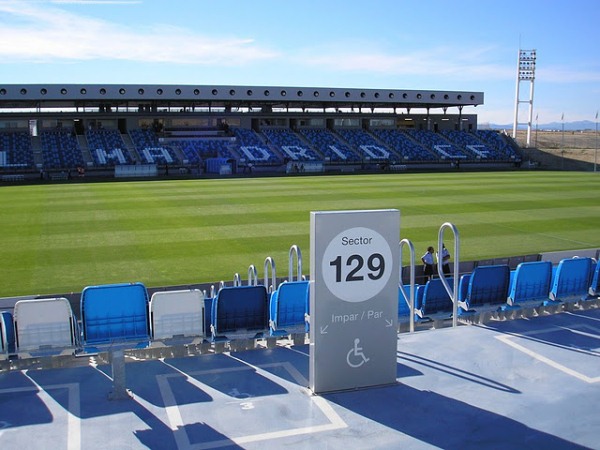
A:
[0,0,599,125]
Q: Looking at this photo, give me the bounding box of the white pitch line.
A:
[157,357,346,449]
[496,330,599,384]
[192,395,346,450]
[21,371,81,450]
[564,311,600,323]
[282,344,309,357]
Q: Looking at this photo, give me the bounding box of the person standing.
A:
[421,246,435,282]
[437,243,451,275]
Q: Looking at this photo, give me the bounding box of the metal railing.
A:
[437,222,460,328]
[398,238,416,333]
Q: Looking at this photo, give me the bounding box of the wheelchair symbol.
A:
[346,338,370,368]
[228,388,251,399]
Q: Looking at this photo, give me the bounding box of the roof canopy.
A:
[0,84,483,111]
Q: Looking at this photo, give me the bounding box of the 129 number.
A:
[329,253,385,283]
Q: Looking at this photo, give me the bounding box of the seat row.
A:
[4,255,596,359]
[0,128,522,170]
[399,257,600,323]
[0,277,310,359]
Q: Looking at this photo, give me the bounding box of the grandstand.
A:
[0,84,523,180]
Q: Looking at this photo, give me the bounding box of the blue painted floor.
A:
[1,309,599,449]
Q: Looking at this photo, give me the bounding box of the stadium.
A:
[0,83,599,449]
[0,82,509,179]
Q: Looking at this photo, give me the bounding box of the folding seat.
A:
[506,261,553,309]
[80,282,150,351]
[457,274,471,304]
[399,284,426,323]
[211,285,269,341]
[459,265,510,312]
[589,259,600,297]
[398,284,415,319]
[13,297,78,356]
[269,281,309,337]
[421,278,455,317]
[549,257,595,304]
[0,311,15,358]
[150,289,205,342]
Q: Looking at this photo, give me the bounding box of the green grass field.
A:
[1,171,599,297]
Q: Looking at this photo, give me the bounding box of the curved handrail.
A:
[210,280,225,298]
[233,273,241,287]
[437,222,460,328]
[264,256,276,293]
[288,245,302,282]
[248,264,258,286]
[398,238,416,333]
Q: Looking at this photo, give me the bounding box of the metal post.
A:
[264,256,276,293]
[399,239,416,333]
[526,78,535,147]
[108,349,132,400]
[595,112,598,173]
[437,223,460,328]
[512,49,521,139]
[561,114,565,170]
[289,245,302,281]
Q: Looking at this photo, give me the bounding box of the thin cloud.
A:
[0,1,278,65]
[51,1,142,4]
[296,41,600,88]
[294,42,514,82]
[537,66,600,84]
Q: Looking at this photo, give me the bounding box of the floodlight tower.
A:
[512,49,536,147]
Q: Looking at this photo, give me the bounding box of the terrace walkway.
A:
[0,307,598,449]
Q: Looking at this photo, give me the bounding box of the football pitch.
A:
[0,171,599,298]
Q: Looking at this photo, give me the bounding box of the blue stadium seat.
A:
[475,130,522,161]
[181,138,235,161]
[549,257,595,304]
[506,261,552,308]
[13,297,78,356]
[398,284,414,318]
[130,128,180,164]
[589,259,600,297]
[177,140,202,164]
[336,129,399,161]
[0,311,15,357]
[269,281,309,336]
[233,127,280,163]
[406,129,469,160]
[150,289,205,341]
[86,129,134,166]
[300,128,360,162]
[372,129,436,161]
[440,130,499,160]
[262,128,321,161]
[459,265,510,311]
[80,282,150,350]
[211,285,269,341]
[421,278,455,317]
[458,274,471,308]
[398,284,425,322]
[40,130,84,169]
[204,296,214,337]
[0,131,34,168]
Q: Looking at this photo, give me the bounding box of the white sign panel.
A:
[310,209,400,394]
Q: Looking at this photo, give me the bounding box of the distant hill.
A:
[480,120,598,132]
